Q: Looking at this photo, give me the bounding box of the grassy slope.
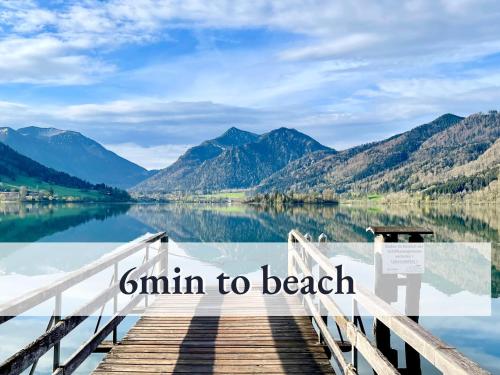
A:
[197,191,246,200]
[0,175,105,200]
[0,141,130,201]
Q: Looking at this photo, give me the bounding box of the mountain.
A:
[257,114,464,192]
[257,112,499,197]
[133,127,332,193]
[0,142,130,201]
[0,126,153,188]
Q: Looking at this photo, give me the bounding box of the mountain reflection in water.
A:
[1,202,497,296]
[0,202,499,373]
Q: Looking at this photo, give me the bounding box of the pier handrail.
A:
[0,232,168,375]
[0,231,166,320]
[288,230,397,375]
[354,285,489,375]
[288,229,490,375]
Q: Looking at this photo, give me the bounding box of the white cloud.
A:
[105,142,192,169]
[280,34,382,61]
[0,0,500,152]
[10,8,56,33]
[57,99,276,127]
[1,0,500,85]
[0,36,114,84]
[0,100,38,123]
[376,74,500,99]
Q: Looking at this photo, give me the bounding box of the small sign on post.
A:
[381,242,424,274]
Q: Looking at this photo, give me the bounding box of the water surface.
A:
[0,202,498,373]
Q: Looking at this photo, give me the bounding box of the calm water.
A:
[0,202,498,374]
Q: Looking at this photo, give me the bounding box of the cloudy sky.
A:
[1,0,500,169]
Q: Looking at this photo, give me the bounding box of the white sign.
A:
[382,243,424,274]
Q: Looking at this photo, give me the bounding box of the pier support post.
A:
[287,231,296,277]
[159,235,169,276]
[368,226,431,375]
[373,233,399,371]
[405,234,423,374]
[317,233,332,357]
[53,293,61,372]
[113,262,118,344]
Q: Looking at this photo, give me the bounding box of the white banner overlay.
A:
[0,240,491,317]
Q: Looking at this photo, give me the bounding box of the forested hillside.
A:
[0,142,130,201]
[256,112,499,201]
[133,127,332,193]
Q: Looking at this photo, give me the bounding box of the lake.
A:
[0,202,498,374]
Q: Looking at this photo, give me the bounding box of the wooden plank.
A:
[118,342,323,347]
[94,363,335,374]
[127,329,317,335]
[101,355,330,367]
[137,315,310,324]
[94,341,115,353]
[366,226,433,235]
[108,346,328,353]
[94,294,335,375]
[107,352,329,359]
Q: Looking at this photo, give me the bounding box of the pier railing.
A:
[288,229,490,375]
[0,230,491,375]
[0,232,168,375]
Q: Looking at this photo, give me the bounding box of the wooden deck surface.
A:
[94,314,334,374]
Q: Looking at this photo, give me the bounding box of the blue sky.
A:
[1,1,500,169]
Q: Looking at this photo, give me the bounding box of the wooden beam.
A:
[355,285,490,375]
[55,294,144,375]
[291,248,399,375]
[0,232,166,321]
[289,229,489,375]
[366,227,433,236]
[0,236,167,375]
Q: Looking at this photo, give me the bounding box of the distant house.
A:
[25,192,41,201]
[0,191,20,201]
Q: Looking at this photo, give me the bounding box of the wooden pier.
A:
[0,229,491,375]
[93,316,334,374]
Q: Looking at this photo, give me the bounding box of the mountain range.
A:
[0,126,153,188]
[1,111,498,200]
[256,112,499,196]
[132,127,331,193]
[133,112,499,199]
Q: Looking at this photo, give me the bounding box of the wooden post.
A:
[159,235,169,276]
[145,245,150,308]
[405,234,423,375]
[112,262,118,344]
[318,234,329,344]
[373,233,399,372]
[367,227,432,375]
[304,233,312,312]
[287,231,295,277]
[352,298,359,369]
[53,293,61,372]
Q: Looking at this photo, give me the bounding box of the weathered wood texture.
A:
[93,315,335,374]
[0,232,166,321]
[0,233,167,375]
[366,226,433,235]
[289,229,489,375]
